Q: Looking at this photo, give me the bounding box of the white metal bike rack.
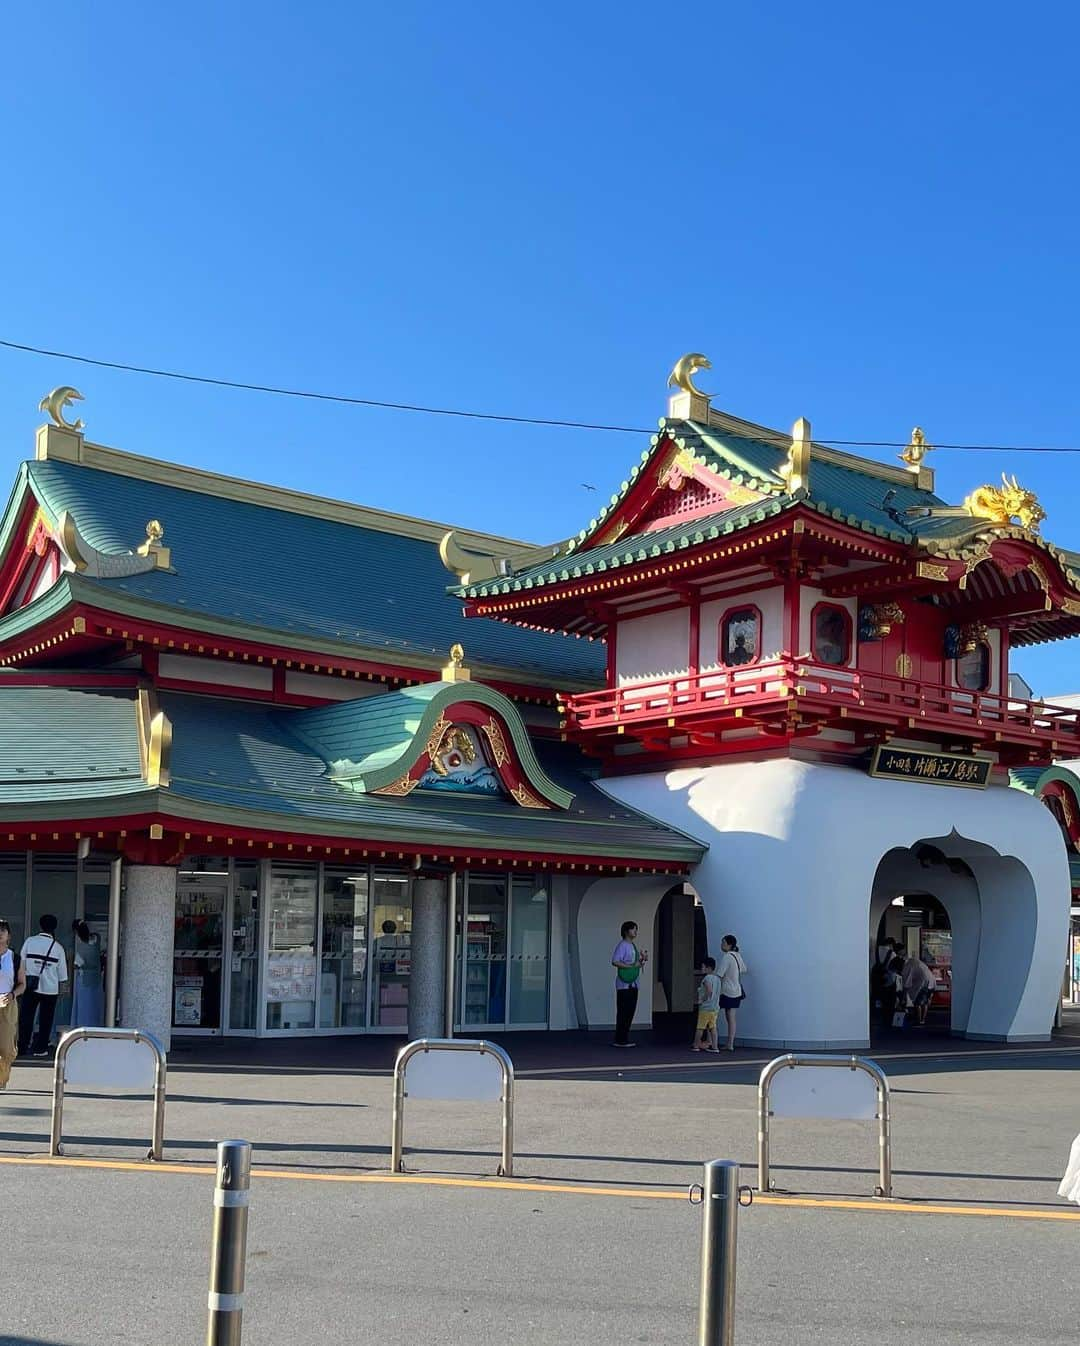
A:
[757,1053,892,1198]
[391,1038,514,1177]
[50,1027,167,1162]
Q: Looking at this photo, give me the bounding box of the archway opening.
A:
[651,881,708,1042]
[869,833,1042,1042]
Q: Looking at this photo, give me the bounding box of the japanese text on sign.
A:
[869,746,991,788]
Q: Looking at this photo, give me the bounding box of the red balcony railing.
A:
[562,658,1080,757]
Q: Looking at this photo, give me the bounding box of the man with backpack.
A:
[0,919,26,1089]
[18,914,68,1058]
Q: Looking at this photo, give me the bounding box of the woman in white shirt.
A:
[0,919,26,1090]
[717,934,747,1052]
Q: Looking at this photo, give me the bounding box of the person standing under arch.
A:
[611,920,647,1047]
[717,934,747,1051]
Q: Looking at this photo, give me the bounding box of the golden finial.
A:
[667,353,712,398]
[441,642,471,682]
[137,519,171,568]
[779,417,811,495]
[38,386,85,432]
[900,426,933,470]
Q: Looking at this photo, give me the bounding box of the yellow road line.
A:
[0,1153,1076,1222]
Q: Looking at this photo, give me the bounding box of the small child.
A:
[693,957,721,1053]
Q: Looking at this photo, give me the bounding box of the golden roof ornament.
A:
[441,642,471,682]
[136,519,171,569]
[779,417,811,495]
[963,474,1045,532]
[39,386,85,432]
[900,426,932,470]
[666,353,713,421]
[667,353,712,398]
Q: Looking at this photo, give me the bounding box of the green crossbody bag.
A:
[617,944,641,984]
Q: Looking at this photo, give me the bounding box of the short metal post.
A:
[876,1076,892,1199]
[498,1053,514,1178]
[391,1062,406,1172]
[207,1140,251,1346]
[149,1032,167,1162]
[698,1159,739,1346]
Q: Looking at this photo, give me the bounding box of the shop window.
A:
[812,604,852,667]
[955,642,991,692]
[720,606,760,667]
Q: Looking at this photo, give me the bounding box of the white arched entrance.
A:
[871,836,1041,1037]
[599,758,1069,1048]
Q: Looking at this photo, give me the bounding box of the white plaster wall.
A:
[159,653,273,691]
[799,588,857,665]
[616,608,691,686]
[285,671,388,701]
[575,875,673,1028]
[599,760,1069,1048]
[699,586,783,671]
[120,864,177,1051]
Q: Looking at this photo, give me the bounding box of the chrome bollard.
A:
[207,1140,252,1346]
[695,1159,745,1346]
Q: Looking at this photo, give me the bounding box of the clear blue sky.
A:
[2,3,1078,690]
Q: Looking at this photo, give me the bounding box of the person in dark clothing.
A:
[611,920,647,1047]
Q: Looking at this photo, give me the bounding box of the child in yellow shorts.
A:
[692,956,721,1053]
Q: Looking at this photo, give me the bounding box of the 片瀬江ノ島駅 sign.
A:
[868,745,992,789]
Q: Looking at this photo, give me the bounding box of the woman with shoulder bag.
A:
[0,920,26,1090]
[717,934,747,1052]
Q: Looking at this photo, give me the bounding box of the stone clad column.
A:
[409,877,447,1039]
[121,864,177,1051]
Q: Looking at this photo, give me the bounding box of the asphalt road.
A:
[0,1036,1077,1344]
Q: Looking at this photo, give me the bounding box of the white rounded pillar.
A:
[121,864,177,1051]
[408,877,447,1039]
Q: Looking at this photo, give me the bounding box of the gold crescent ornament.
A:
[667,353,712,398]
[39,386,85,432]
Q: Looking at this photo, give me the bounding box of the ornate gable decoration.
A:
[288,667,573,811]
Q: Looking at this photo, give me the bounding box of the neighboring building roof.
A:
[0,449,605,689]
[0,680,705,866]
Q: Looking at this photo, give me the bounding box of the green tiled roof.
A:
[287,680,573,806]
[0,681,705,864]
[459,418,949,598]
[0,686,147,803]
[4,458,605,688]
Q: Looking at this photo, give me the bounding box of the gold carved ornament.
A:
[963,475,1045,532]
[667,353,712,398]
[779,418,811,494]
[916,560,950,582]
[429,726,476,776]
[39,386,85,432]
[482,716,510,768]
[510,783,549,809]
[377,773,420,797]
[900,427,933,469]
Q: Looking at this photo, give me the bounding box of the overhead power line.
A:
[2,336,1078,455]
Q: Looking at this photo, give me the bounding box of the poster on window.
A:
[265,956,317,1003]
[174,976,203,1026]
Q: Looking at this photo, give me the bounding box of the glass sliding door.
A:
[371,871,411,1028]
[321,868,369,1029]
[509,878,550,1025]
[462,875,508,1028]
[229,861,261,1032]
[173,863,228,1032]
[265,866,318,1031]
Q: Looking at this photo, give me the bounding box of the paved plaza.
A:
[0,1020,1078,1344]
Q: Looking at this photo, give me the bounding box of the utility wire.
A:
[2,336,1078,454]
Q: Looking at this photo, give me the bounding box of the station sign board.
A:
[868,745,992,789]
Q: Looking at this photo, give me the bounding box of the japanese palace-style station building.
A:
[0,367,1078,1049]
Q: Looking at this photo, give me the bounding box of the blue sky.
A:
[1,3,1079,690]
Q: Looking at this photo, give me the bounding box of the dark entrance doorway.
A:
[651,883,707,1042]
